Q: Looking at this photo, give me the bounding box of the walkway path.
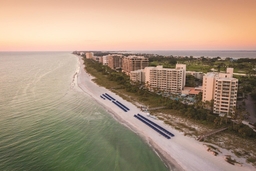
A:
[197,127,228,141]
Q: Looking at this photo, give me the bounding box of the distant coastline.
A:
[1,50,255,59]
[76,54,255,171]
[121,50,256,59]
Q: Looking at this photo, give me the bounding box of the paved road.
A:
[233,73,246,76]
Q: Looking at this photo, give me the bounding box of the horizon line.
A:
[1,49,256,52]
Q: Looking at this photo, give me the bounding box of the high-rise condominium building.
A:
[99,55,108,65]
[202,68,238,117]
[107,55,123,70]
[130,64,186,94]
[86,52,94,59]
[102,55,108,65]
[130,69,144,83]
[122,56,149,75]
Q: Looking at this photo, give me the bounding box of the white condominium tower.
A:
[130,64,186,94]
[202,68,238,117]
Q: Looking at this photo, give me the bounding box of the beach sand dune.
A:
[76,56,254,171]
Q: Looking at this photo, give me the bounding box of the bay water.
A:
[0,52,170,171]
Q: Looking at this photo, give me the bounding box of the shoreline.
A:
[75,56,183,170]
[75,56,254,171]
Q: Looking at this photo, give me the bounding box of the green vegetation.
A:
[205,144,221,156]
[148,55,256,73]
[82,57,256,139]
[79,53,256,165]
[235,75,256,100]
[185,75,199,87]
[225,155,242,165]
[150,55,256,99]
[233,150,242,157]
[247,157,256,164]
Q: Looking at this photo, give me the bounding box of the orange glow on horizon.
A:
[0,0,256,51]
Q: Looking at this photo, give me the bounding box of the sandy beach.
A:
[76,56,254,171]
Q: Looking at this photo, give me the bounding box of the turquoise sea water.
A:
[0,52,170,171]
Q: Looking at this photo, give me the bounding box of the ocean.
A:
[0,52,170,171]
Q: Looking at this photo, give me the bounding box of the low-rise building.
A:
[130,69,144,83]
[93,56,100,62]
[186,71,204,80]
[182,87,202,95]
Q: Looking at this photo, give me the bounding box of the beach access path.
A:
[76,56,254,171]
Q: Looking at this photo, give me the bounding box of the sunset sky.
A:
[1,0,256,51]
